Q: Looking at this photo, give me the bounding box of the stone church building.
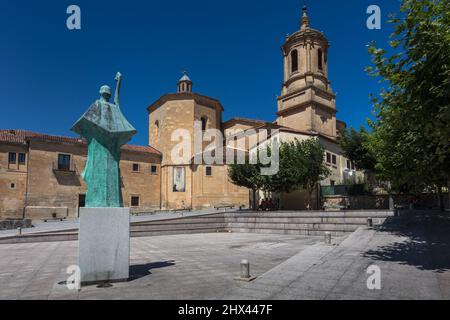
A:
[0,7,356,219]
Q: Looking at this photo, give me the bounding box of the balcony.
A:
[52,162,81,186]
[52,161,78,173]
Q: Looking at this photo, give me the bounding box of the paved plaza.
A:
[0,233,326,300]
[226,214,450,300]
[0,213,449,300]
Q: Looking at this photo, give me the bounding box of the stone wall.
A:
[191,164,248,209]
[322,193,449,210]
[0,143,28,219]
[0,139,162,219]
[0,219,32,230]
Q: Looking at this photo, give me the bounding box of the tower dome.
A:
[177,71,193,93]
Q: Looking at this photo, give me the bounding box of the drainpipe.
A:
[159,162,162,210]
[190,164,193,210]
[23,141,31,220]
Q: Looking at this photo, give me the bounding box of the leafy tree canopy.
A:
[366,0,450,193]
[338,126,376,171]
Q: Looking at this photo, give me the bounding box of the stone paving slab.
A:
[225,214,450,300]
[0,233,326,300]
[1,213,449,300]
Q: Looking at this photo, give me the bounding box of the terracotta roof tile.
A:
[0,130,161,156]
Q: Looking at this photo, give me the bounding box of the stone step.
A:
[132,216,388,226]
[0,232,78,244]
[224,217,387,224]
[228,228,350,236]
[133,217,226,225]
[131,228,227,238]
[224,211,393,218]
[227,222,363,231]
[130,223,227,231]
[0,210,393,244]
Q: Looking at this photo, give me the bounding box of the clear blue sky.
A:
[0,0,399,146]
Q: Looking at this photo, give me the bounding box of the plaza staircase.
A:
[0,210,394,244]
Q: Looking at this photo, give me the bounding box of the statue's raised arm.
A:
[114,72,122,108]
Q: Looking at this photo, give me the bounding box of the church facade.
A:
[0,7,356,219]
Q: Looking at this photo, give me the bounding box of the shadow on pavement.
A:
[363,212,450,273]
[129,260,176,281]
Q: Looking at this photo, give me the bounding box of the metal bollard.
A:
[17,227,22,236]
[324,232,332,244]
[240,259,250,279]
[367,217,373,228]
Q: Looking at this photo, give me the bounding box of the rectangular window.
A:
[131,196,140,207]
[330,180,335,187]
[150,165,158,175]
[326,152,331,164]
[347,159,351,170]
[18,153,26,164]
[206,166,212,176]
[8,152,17,164]
[58,154,71,171]
[132,163,140,172]
[332,155,337,166]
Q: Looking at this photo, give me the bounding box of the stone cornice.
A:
[283,72,331,89]
[282,28,329,54]
[278,84,336,102]
[277,99,337,117]
[147,92,224,113]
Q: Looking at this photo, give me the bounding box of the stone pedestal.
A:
[78,207,130,284]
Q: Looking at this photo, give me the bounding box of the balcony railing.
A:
[52,161,77,173]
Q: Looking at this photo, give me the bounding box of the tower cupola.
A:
[300,5,310,30]
[177,71,192,93]
[281,4,331,95]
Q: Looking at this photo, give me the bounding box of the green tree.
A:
[338,126,376,171]
[299,139,331,208]
[228,156,266,211]
[229,138,330,210]
[366,0,450,209]
[266,138,330,209]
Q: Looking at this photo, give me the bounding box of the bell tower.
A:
[177,71,193,93]
[277,5,337,139]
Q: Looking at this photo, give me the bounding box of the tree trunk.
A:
[316,183,321,210]
[252,189,257,211]
[307,187,313,211]
[437,186,444,212]
[387,181,395,210]
[448,180,450,211]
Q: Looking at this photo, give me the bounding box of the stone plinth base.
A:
[78,207,130,284]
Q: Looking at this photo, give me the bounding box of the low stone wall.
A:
[0,219,32,230]
[24,206,69,220]
[322,193,449,210]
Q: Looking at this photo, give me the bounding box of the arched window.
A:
[201,117,208,131]
[318,48,323,71]
[291,50,298,73]
[155,120,159,136]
